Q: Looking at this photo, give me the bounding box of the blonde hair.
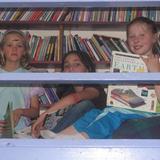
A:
[127,17,159,55]
[0,30,31,68]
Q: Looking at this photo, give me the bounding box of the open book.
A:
[107,51,160,113]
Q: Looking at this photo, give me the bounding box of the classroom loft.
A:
[0,1,160,160]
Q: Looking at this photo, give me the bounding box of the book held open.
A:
[107,51,160,113]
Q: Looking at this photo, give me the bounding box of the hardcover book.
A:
[107,51,160,113]
[0,102,14,138]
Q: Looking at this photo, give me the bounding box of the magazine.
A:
[107,51,160,113]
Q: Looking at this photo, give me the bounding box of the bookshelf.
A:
[0,4,160,68]
[0,1,160,160]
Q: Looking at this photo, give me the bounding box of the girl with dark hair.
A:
[32,50,107,138]
[61,50,96,72]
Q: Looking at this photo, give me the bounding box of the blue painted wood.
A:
[0,72,159,84]
[0,0,160,8]
[0,139,160,160]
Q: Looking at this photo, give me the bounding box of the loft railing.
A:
[0,0,160,8]
[0,72,160,160]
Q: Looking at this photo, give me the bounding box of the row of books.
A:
[63,34,129,62]
[0,7,159,22]
[29,33,130,63]
[30,35,59,62]
[64,8,159,23]
[0,8,67,22]
[39,85,59,106]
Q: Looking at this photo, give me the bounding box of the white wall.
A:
[24,30,126,40]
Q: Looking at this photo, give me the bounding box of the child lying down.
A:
[36,106,160,139]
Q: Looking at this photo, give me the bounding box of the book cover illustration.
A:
[107,51,160,113]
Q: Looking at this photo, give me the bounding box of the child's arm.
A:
[31,87,99,138]
[155,85,160,102]
[13,95,40,125]
[146,55,160,102]
[142,54,160,72]
[46,87,99,114]
[142,55,160,101]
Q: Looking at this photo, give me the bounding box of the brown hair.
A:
[61,50,96,72]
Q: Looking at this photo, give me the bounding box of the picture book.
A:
[107,51,160,113]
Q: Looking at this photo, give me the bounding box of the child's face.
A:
[127,23,157,56]
[63,54,88,72]
[3,33,25,64]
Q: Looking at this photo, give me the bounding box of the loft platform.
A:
[0,72,160,84]
[0,139,160,160]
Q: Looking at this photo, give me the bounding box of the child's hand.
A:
[31,113,47,138]
[13,109,23,126]
[142,55,160,72]
[0,120,6,133]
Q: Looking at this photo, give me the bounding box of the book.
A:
[0,102,32,139]
[107,51,160,113]
[0,102,14,138]
[91,34,110,62]
[43,106,69,130]
[39,85,59,106]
